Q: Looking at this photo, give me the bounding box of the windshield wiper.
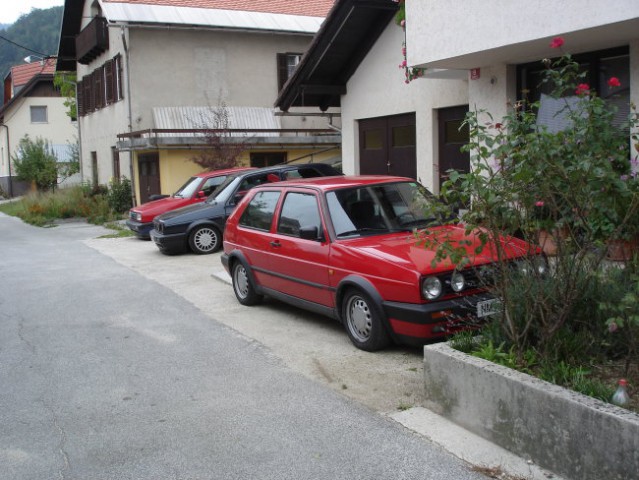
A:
[337,227,388,237]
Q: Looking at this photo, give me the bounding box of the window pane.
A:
[30,106,47,123]
[444,119,468,144]
[364,129,383,150]
[392,125,416,147]
[239,191,281,230]
[278,193,321,237]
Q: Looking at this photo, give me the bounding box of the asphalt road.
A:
[0,213,488,480]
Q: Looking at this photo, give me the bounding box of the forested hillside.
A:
[0,7,63,80]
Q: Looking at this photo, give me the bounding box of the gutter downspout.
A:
[121,25,137,207]
[1,124,13,197]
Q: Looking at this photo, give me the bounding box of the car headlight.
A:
[135,212,142,222]
[532,256,548,275]
[422,276,443,300]
[450,271,465,292]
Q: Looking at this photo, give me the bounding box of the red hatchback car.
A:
[126,167,255,239]
[221,176,541,351]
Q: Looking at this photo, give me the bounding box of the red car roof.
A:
[260,175,415,191]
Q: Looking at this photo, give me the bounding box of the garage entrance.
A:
[358,113,416,178]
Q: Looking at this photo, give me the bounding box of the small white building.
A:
[0,57,78,197]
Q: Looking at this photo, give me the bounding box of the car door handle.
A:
[270,241,281,248]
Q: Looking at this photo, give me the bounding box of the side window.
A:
[30,106,48,123]
[277,52,303,91]
[201,175,227,196]
[239,191,281,231]
[277,192,321,237]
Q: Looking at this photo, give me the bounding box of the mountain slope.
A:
[0,7,63,80]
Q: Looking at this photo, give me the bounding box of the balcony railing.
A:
[76,17,109,65]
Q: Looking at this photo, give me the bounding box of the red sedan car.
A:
[126,167,255,239]
[221,176,540,351]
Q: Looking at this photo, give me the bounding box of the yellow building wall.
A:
[132,146,341,204]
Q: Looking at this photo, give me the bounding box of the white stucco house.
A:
[0,57,79,197]
[276,0,639,193]
[56,0,340,205]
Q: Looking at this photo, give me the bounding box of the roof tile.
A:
[11,57,57,87]
[102,0,335,17]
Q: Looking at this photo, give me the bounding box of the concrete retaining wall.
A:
[423,343,639,480]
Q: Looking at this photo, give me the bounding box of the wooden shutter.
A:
[115,54,124,100]
[105,59,114,104]
[84,75,93,112]
[276,53,288,92]
[77,79,85,116]
[94,66,105,109]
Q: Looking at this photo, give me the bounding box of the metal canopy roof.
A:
[275,0,398,112]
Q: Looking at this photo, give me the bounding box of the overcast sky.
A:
[0,0,64,25]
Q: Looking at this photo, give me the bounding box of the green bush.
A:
[107,177,132,213]
[12,136,58,191]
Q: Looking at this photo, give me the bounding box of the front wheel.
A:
[188,225,221,254]
[342,288,390,351]
[231,261,263,306]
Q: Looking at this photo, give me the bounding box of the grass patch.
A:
[100,222,136,238]
[0,186,128,227]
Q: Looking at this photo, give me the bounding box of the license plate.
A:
[477,298,500,318]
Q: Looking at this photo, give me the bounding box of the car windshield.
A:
[327,181,448,238]
[173,176,201,198]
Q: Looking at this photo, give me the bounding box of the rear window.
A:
[238,191,281,231]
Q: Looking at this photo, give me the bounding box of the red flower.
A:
[575,83,590,96]
[608,77,621,88]
[549,37,564,49]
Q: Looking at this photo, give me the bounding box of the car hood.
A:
[156,201,219,223]
[340,225,533,275]
[133,196,193,219]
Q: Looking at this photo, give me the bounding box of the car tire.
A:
[342,288,390,351]
[231,261,263,306]
[188,225,221,254]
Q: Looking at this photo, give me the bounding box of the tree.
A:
[53,72,77,120]
[190,98,252,171]
[12,135,58,191]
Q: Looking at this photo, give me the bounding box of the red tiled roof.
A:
[102,0,335,17]
[11,57,57,88]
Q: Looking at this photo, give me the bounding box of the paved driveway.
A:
[0,214,489,479]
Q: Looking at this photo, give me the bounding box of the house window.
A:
[517,47,629,132]
[250,152,286,168]
[277,53,302,91]
[78,54,124,117]
[30,106,48,123]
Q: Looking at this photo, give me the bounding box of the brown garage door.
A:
[359,113,416,179]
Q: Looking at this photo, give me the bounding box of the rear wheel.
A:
[188,225,221,254]
[231,261,263,306]
[342,288,390,351]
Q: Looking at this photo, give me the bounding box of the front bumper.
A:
[126,219,153,239]
[383,292,496,344]
[150,229,188,254]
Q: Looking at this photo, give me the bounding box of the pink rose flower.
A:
[608,77,621,88]
[549,37,564,49]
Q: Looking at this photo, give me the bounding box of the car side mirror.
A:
[232,192,245,205]
[197,191,206,199]
[299,226,323,241]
